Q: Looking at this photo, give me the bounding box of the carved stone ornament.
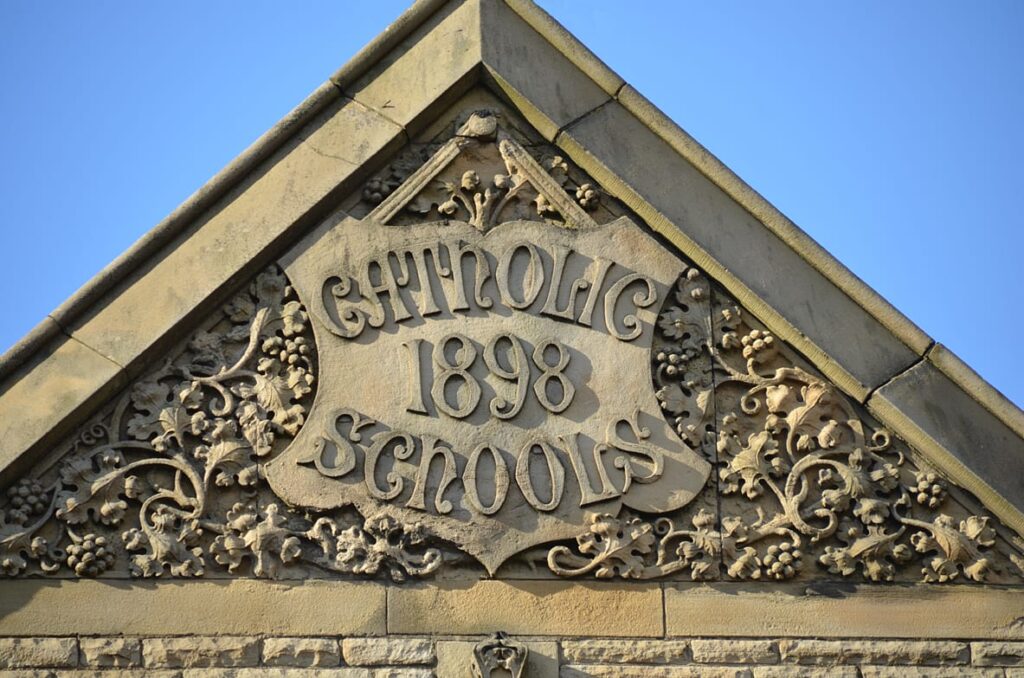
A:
[267,111,709,573]
[2,109,1023,584]
[472,632,528,678]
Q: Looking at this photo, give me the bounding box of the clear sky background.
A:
[1,2,1022,407]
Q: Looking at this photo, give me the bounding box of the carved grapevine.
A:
[548,267,1020,584]
[0,265,439,581]
[3,112,1022,585]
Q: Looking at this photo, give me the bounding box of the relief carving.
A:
[546,267,1021,583]
[0,265,439,581]
[472,632,528,678]
[2,109,1022,585]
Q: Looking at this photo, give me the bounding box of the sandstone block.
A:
[558,98,920,398]
[143,637,258,669]
[561,639,689,664]
[342,638,433,666]
[346,0,480,132]
[778,639,967,666]
[753,667,858,678]
[871,359,1024,526]
[69,94,403,376]
[78,637,141,668]
[692,639,778,664]
[0,334,123,488]
[262,638,341,668]
[480,0,611,140]
[561,666,750,678]
[861,668,1002,678]
[0,638,77,669]
[972,641,1024,666]
[367,670,434,678]
[664,585,1024,640]
[55,672,181,678]
[179,671,371,678]
[389,580,662,636]
[0,580,386,636]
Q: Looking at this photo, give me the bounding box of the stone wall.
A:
[3,635,1024,677]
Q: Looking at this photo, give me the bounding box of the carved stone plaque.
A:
[264,118,710,573]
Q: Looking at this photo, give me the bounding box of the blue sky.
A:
[1,2,1021,407]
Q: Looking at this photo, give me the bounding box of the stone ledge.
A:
[388,580,663,637]
[869,359,1024,535]
[665,584,1024,640]
[0,580,385,636]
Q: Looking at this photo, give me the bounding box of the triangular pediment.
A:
[1,0,1023,598]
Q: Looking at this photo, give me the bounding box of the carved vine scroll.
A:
[547,267,1022,584]
[2,109,1023,585]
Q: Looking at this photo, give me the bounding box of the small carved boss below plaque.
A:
[265,113,710,573]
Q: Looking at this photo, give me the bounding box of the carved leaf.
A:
[55,452,129,526]
[236,401,274,457]
[125,380,171,441]
[233,374,304,436]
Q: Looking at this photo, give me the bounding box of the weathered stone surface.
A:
[480,0,611,141]
[665,585,1024,639]
[78,638,141,668]
[389,580,663,636]
[557,98,920,399]
[0,580,386,636]
[346,0,480,132]
[262,638,341,668]
[0,333,123,488]
[561,640,689,664]
[0,638,77,669]
[69,95,403,376]
[342,638,433,666]
[870,359,1024,529]
[179,671,371,678]
[561,666,749,678]
[860,669,1002,678]
[778,639,967,666]
[143,638,258,669]
[972,641,1024,666]
[753,668,858,678]
[436,640,557,678]
[55,672,182,678]
[692,640,778,665]
[502,0,624,95]
[367,670,434,678]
